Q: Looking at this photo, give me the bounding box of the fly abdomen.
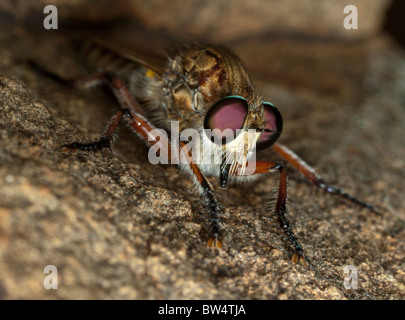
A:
[81,40,139,75]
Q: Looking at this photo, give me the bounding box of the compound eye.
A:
[256,102,283,150]
[204,96,248,143]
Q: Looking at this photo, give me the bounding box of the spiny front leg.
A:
[181,143,224,249]
[272,162,307,267]
[273,143,380,214]
[244,160,308,267]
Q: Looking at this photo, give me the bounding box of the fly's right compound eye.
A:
[203,96,248,144]
[256,102,283,150]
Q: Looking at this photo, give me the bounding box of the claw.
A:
[207,235,223,249]
[59,144,78,153]
[292,252,308,268]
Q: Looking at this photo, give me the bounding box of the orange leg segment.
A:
[273,143,379,213]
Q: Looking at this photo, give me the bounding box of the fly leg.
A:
[182,144,224,249]
[62,74,148,153]
[272,143,379,214]
[61,109,123,154]
[234,160,308,267]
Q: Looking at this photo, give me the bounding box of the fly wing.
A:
[81,35,167,78]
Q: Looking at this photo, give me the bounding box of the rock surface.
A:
[0,1,404,300]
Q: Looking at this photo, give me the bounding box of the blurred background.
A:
[0,0,402,109]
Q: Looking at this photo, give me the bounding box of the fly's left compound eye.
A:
[256,102,283,150]
[204,96,248,144]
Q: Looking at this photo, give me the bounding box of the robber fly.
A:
[61,38,378,267]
